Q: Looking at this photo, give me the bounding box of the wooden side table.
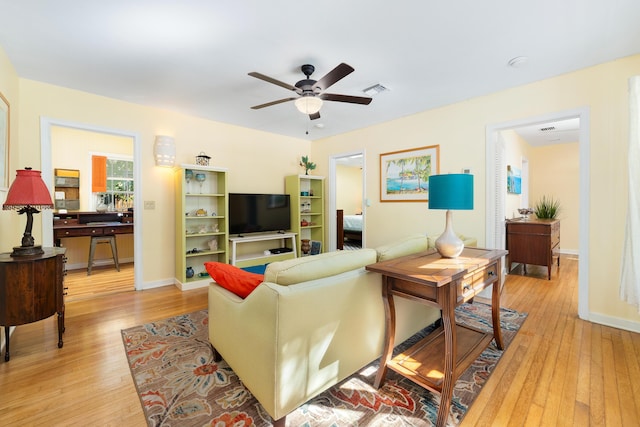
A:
[366,247,507,427]
[0,248,67,361]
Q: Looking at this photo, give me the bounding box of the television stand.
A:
[229,232,297,268]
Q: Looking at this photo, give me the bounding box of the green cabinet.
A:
[285,175,325,257]
[175,165,228,290]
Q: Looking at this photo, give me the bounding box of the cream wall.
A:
[0,47,21,249]
[312,55,640,327]
[336,165,362,214]
[502,129,534,221]
[530,142,580,255]
[12,77,308,287]
[2,42,639,328]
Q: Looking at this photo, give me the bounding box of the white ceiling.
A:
[1,1,639,141]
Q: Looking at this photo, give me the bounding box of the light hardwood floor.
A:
[0,255,638,426]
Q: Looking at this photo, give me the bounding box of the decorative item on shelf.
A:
[428,173,474,258]
[518,208,534,220]
[300,191,309,196]
[195,173,206,193]
[186,266,195,279]
[198,271,210,277]
[310,240,322,255]
[533,195,561,219]
[154,135,176,167]
[195,208,207,217]
[299,155,316,175]
[196,152,210,166]
[301,219,309,226]
[2,168,54,256]
[213,223,219,232]
[301,239,311,254]
[185,169,194,194]
[208,238,218,251]
[199,224,209,234]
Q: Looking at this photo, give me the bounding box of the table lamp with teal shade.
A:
[428,173,474,258]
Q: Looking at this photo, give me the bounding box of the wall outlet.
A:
[144,200,156,210]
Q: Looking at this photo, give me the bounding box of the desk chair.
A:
[88,235,120,275]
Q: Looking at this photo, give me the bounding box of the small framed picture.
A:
[310,240,322,255]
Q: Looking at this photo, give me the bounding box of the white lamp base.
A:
[435,210,464,258]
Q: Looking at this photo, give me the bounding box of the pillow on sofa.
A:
[376,234,429,261]
[204,262,264,298]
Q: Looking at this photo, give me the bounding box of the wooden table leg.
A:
[374,277,396,389]
[436,285,456,427]
[4,326,10,362]
[492,266,504,350]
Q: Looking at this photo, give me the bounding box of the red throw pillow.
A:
[204,262,264,298]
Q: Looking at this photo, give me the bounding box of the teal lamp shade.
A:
[428,174,474,258]
[429,174,474,210]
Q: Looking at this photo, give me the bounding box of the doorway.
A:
[485,107,590,319]
[40,118,143,291]
[328,151,366,251]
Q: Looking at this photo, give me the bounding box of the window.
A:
[92,156,134,211]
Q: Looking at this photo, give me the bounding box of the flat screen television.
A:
[228,193,291,235]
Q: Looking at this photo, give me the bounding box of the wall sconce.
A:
[428,173,474,258]
[2,168,54,256]
[154,135,176,167]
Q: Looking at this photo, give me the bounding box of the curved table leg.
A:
[4,326,10,362]
[374,276,396,389]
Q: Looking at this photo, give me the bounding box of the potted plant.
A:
[533,195,561,219]
[299,156,316,175]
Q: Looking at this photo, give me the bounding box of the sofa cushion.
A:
[375,234,429,261]
[263,248,377,286]
[205,262,264,298]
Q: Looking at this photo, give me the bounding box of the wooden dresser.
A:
[0,248,67,361]
[506,218,560,280]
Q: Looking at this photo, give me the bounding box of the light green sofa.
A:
[208,234,440,426]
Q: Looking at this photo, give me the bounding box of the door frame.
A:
[40,117,143,290]
[485,107,590,320]
[328,150,366,251]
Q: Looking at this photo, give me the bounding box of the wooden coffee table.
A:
[366,247,508,427]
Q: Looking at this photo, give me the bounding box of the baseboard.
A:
[588,311,640,333]
[173,278,210,291]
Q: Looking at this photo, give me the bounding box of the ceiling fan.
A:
[248,63,372,120]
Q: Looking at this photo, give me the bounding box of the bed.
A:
[337,210,363,250]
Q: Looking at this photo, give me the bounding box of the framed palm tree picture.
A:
[380,145,440,202]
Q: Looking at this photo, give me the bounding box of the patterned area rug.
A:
[122,303,527,426]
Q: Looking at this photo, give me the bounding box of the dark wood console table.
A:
[506,218,560,280]
[53,211,133,246]
[0,248,67,361]
[366,247,507,427]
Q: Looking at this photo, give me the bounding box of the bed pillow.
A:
[204,262,264,298]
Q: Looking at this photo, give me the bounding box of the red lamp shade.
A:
[3,168,54,209]
[3,168,53,256]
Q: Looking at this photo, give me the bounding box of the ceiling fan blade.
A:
[251,97,297,109]
[312,63,354,91]
[248,72,298,92]
[320,93,372,105]
[309,112,321,120]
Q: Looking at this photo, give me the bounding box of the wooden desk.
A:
[53,211,133,246]
[0,248,67,361]
[506,218,560,280]
[366,247,507,427]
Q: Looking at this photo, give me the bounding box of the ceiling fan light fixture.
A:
[295,96,323,114]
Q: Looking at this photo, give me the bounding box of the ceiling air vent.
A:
[540,126,556,131]
[363,83,388,96]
